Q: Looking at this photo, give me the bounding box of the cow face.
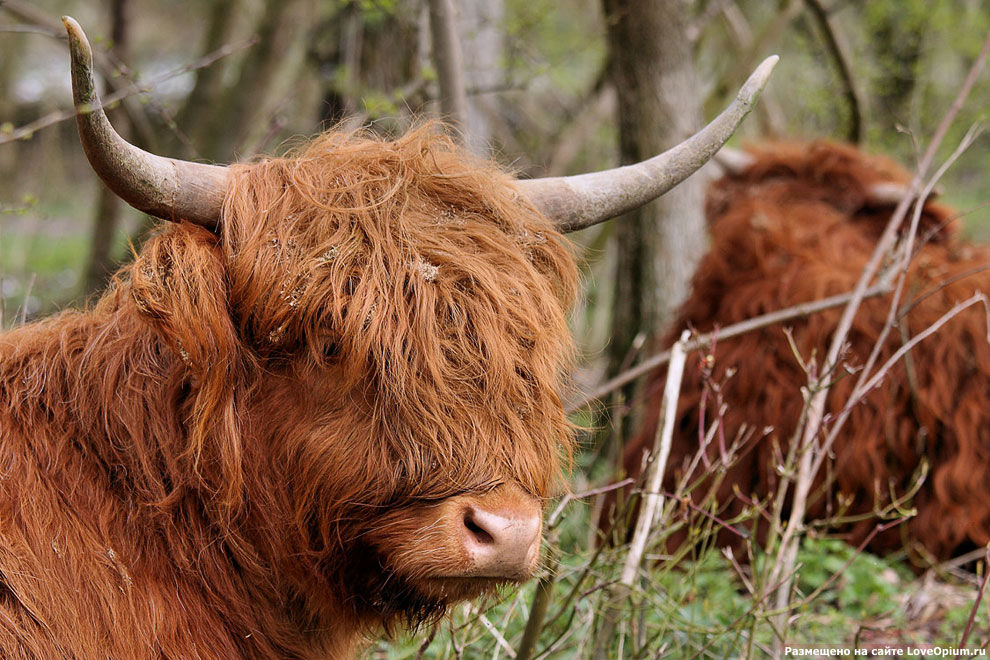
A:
[129,127,578,622]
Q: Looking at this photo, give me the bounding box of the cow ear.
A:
[130,223,246,509]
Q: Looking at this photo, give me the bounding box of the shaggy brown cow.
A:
[614,140,990,565]
[0,18,775,660]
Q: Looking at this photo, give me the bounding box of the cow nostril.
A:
[453,492,542,579]
[463,511,495,545]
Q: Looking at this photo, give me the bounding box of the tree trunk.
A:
[428,0,469,136]
[200,0,311,161]
[82,0,131,296]
[602,0,706,400]
[171,0,243,158]
[458,0,505,155]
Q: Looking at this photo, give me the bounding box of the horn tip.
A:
[739,55,779,104]
[61,15,81,37]
[61,16,92,63]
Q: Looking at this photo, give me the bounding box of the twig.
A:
[797,518,908,606]
[0,23,59,36]
[958,546,990,649]
[659,489,748,539]
[566,283,891,413]
[548,478,634,528]
[0,4,160,149]
[685,0,737,41]
[0,36,257,146]
[848,121,986,413]
[898,265,990,320]
[413,628,437,660]
[478,614,517,658]
[849,294,988,409]
[768,28,990,640]
[803,0,863,143]
[19,273,34,326]
[515,549,558,660]
[706,0,800,116]
[937,547,990,572]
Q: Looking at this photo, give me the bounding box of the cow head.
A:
[62,16,776,632]
[714,141,954,241]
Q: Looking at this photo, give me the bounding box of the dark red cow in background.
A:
[615,140,990,564]
[0,17,775,660]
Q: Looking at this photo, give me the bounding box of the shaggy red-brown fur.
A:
[616,141,990,563]
[0,126,578,659]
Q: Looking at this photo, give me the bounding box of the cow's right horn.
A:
[63,16,228,229]
[517,56,778,233]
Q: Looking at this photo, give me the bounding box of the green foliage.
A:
[795,537,906,619]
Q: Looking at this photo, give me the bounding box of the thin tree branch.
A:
[803,0,863,143]
[768,29,990,640]
[0,36,257,146]
[958,546,990,649]
[843,294,988,418]
[565,283,891,413]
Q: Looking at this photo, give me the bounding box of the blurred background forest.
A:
[3,0,990,657]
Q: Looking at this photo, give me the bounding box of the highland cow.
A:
[614,141,990,566]
[0,17,775,660]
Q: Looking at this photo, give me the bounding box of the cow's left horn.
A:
[518,56,778,233]
[63,17,228,228]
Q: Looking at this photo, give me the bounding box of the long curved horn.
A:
[518,56,778,233]
[63,16,228,228]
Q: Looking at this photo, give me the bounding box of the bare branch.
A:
[803,0,864,143]
[565,283,891,413]
[0,35,256,147]
[843,294,988,421]
[768,29,990,638]
[958,546,990,649]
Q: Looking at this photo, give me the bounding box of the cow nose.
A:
[461,504,541,579]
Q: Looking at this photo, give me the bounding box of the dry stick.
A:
[516,477,639,660]
[849,122,986,412]
[899,264,990,321]
[959,546,990,650]
[858,294,989,398]
[566,283,891,414]
[591,332,690,660]
[0,24,57,35]
[18,272,34,326]
[478,614,517,658]
[0,37,257,146]
[807,128,988,485]
[547,478,635,528]
[768,29,990,642]
[623,331,690,583]
[412,628,438,660]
